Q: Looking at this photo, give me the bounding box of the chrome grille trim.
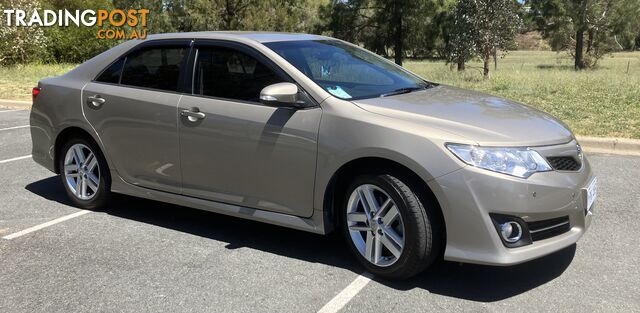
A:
[527,216,571,241]
[529,221,570,234]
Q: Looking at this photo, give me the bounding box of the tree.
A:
[42,0,117,63]
[219,0,256,30]
[184,0,220,31]
[243,0,326,33]
[320,0,447,65]
[608,0,640,50]
[113,0,184,33]
[446,1,477,71]
[318,0,368,43]
[182,0,323,33]
[528,0,639,69]
[0,0,48,65]
[448,0,522,77]
[416,0,457,59]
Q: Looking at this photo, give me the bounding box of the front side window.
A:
[265,40,430,100]
[120,47,187,92]
[193,47,284,102]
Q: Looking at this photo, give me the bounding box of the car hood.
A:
[352,85,573,146]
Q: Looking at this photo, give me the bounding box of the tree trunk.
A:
[574,0,587,70]
[587,29,594,53]
[483,53,490,78]
[457,58,465,71]
[493,48,498,71]
[575,29,586,70]
[224,0,232,30]
[393,0,403,66]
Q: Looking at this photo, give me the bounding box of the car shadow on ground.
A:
[26,175,576,302]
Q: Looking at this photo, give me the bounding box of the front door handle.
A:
[87,95,106,108]
[181,108,206,122]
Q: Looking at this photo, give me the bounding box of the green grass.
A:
[0,63,76,102]
[404,51,640,139]
[1,51,639,138]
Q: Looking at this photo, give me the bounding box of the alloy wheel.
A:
[63,143,100,201]
[346,184,405,267]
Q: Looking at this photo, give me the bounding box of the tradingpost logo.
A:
[2,9,149,40]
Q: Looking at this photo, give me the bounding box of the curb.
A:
[1,98,639,156]
[576,136,640,156]
[0,99,31,110]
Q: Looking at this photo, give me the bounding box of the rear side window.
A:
[120,47,187,92]
[96,58,124,84]
[193,47,284,102]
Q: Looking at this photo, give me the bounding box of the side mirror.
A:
[260,83,303,108]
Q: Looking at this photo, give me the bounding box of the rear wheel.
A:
[340,173,441,279]
[59,137,111,210]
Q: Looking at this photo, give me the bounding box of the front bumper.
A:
[429,144,594,266]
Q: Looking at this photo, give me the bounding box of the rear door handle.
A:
[87,95,106,108]
[181,108,206,121]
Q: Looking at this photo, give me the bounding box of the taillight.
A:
[32,87,40,102]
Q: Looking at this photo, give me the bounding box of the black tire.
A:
[59,135,111,210]
[340,173,441,279]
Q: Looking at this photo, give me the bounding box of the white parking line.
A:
[0,155,32,164]
[2,210,91,240]
[317,272,373,313]
[0,109,23,113]
[0,125,29,131]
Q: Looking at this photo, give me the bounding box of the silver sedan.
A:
[30,32,596,279]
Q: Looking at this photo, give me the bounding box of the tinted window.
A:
[96,58,124,84]
[265,40,430,100]
[121,47,187,92]
[193,47,284,102]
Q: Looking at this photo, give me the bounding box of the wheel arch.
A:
[53,126,102,174]
[321,156,446,248]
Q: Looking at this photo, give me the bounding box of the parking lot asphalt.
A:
[0,107,639,312]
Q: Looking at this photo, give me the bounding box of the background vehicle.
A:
[30,32,595,279]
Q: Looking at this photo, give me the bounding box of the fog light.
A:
[499,221,522,243]
[490,214,532,248]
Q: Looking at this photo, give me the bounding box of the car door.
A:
[178,41,321,217]
[83,40,191,194]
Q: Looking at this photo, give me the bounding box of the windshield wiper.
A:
[380,87,426,98]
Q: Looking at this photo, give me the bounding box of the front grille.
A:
[547,156,581,171]
[527,216,570,241]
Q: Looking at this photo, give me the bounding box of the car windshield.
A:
[264,40,431,100]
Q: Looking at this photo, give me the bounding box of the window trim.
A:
[117,57,126,85]
[92,39,193,95]
[91,38,319,108]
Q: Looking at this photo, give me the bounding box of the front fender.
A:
[313,98,468,216]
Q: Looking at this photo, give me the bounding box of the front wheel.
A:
[341,173,441,279]
[59,137,111,210]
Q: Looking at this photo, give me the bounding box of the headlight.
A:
[446,144,552,178]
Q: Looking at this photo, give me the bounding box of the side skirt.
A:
[110,172,328,235]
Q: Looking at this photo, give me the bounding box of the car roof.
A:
[144,31,329,43]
